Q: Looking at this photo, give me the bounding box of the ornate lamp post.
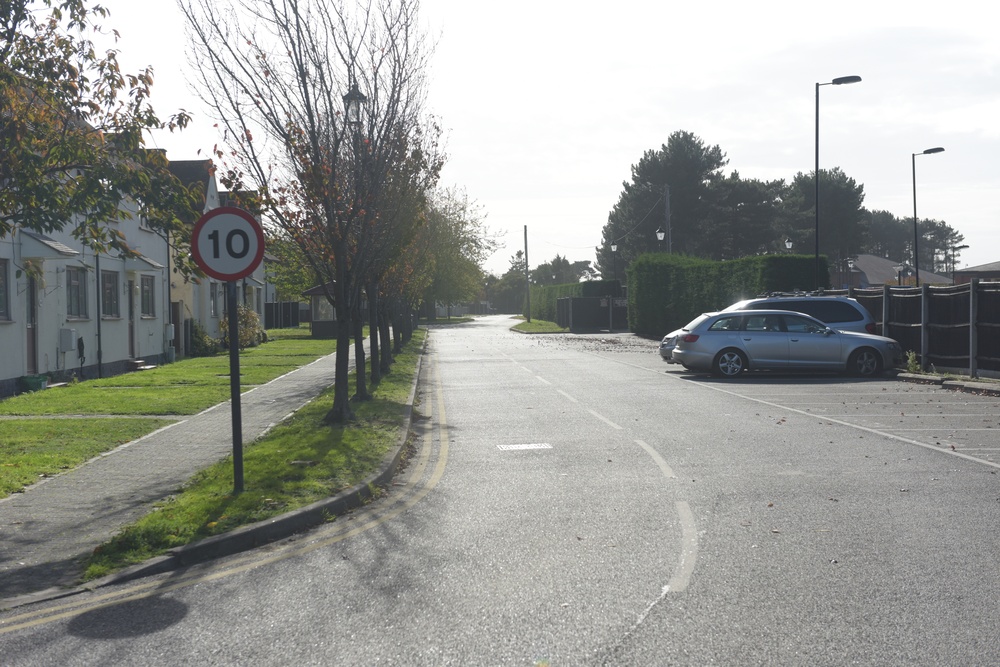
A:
[815,74,862,290]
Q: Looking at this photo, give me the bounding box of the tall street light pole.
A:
[815,74,862,291]
[911,147,944,287]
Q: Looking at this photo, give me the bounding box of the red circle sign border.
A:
[191,207,266,282]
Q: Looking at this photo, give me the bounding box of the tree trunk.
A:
[325,311,354,423]
[367,281,381,387]
[324,249,355,424]
[352,303,370,401]
[378,301,393,374]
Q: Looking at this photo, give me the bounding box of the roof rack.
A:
[755,290,831,298]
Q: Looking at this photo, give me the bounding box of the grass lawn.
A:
[82,329,425,580]
[0,418,175,498]
[0,326,336,416]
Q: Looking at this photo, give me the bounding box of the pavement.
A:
[0,345,418,610]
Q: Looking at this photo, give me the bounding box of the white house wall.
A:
[1,206,169,397]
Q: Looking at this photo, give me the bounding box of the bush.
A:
[189,320,219,357]
[219,303,264,350]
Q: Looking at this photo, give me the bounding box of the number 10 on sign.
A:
[191,207,265,282]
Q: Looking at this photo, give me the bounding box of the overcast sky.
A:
[102,0,999,276]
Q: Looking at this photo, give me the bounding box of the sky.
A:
[100,0,999,277]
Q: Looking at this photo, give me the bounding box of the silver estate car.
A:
[671,309,903,378]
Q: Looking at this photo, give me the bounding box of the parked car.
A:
[659,327,684,362]
[660,293,877,364]
[670,309,903,378]
[724,293,877,334]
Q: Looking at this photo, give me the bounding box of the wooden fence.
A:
[831,279,1000,378]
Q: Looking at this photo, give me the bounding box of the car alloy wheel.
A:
[713,349,747,377]
[849,348,881,377]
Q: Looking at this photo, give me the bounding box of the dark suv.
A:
[723,294,877,334]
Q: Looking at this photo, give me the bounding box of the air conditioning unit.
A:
[59,328,76,353]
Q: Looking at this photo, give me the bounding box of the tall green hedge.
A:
[628,253,824,338]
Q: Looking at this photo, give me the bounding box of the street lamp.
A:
[342,81,367,128]
[911,146,944,287]
[610,243,618,284]
[893,264,904,286]
[655,227,665,250]
[815,74,862,290]
[950,243,969,276]
[785,238,793,251]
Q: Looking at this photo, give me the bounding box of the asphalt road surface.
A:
[2,315,998,665]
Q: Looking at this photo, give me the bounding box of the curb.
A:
[896,372,1000,396]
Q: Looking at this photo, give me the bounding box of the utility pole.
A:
[524,225,531,323]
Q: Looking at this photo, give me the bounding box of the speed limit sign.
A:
[191,207,265,281]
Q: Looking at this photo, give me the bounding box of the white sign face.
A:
[191,207,265,282]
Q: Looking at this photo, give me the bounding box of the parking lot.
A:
[670,372,1000,469]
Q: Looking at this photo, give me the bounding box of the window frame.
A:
[67,266,88,318]
[101,270,120,318]
[0,258,9,320]
[140,274,155,317]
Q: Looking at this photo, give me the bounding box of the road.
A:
[2,315,998,665]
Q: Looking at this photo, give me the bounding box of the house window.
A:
[101,270,120,317]
[67,266,88,318]
[140,275,155,316]
[210,282,219,317]
[0,259,8,320]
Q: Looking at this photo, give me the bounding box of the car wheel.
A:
[848,347,882,377]
[713,349,747,378]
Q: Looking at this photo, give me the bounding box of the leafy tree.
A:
[784,167,866,267]
[420,188,496,316]
[530,254,592,285]
[706,172,787,260]
[599,131,727,276]
[1,0,196,259]
[265,232,316,302]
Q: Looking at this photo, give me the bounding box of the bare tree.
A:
[178,0,433,423]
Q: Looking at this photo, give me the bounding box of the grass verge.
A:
[512,318,568,334]
[82,329,425,580]
[0,419,174,498]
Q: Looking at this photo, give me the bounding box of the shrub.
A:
[219,303,264,350]
[189,320,219,357]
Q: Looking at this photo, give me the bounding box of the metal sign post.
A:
[227,281,244,492]
[191,207,265,494]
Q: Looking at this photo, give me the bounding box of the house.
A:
[836,254,953,288]
[166,161,270,358]
[1,202,171,397]
[953,261,1000,285]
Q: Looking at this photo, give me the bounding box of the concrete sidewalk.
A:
[0,350,345,606]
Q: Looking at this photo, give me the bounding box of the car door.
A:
[739,314,788,368]
[782,314,842,368]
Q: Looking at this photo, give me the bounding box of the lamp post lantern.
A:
[815,74,862,290]
[655,227,665,250]
[610,243,618,284]
[893,264,904,286]
[785,238,793,251]
[911,146,945,287]
[343,81,367,128]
